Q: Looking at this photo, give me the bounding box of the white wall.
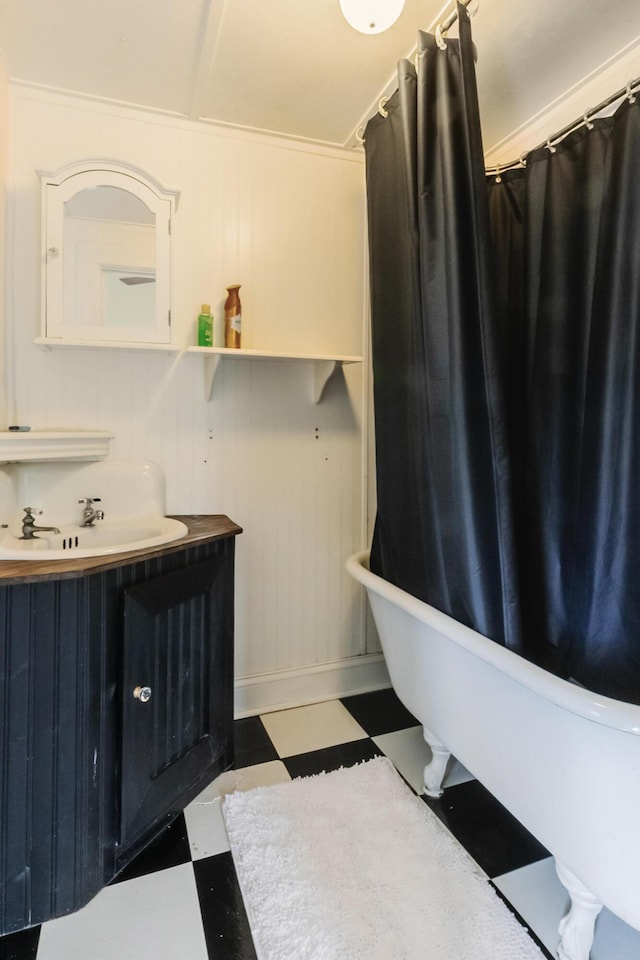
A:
[7,86,387,715]
[484,37,640,165]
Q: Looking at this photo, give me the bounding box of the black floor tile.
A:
[111,812,192,884]
[194,852,257,960]
[424,779,549,877]
[341,688,419,736]
[283,737,383,779]
[0,927,40,960]
[234,716,279,768]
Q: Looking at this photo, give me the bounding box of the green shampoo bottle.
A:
[197,304,214,347]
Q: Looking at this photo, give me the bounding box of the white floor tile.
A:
[184,795,230,860]
[260,700,367,757]
[185,760,291,860]
[37,863,208,960]
[373,726,474,794]
[494,856,640,960]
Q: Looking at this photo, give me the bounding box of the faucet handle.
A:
[23,506,42,516]
[78,497,102,505]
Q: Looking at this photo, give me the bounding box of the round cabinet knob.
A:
[133,685,152,703]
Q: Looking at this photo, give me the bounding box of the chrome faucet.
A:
[78,497,104,527]
[20,507,61,540]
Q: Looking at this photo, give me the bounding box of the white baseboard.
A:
[233,653,390,718]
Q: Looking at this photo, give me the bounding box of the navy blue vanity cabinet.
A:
[119,552,234,861]
[0,516,240,936]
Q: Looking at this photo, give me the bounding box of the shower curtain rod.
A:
[438,0,477,38]
[486,74,640,175]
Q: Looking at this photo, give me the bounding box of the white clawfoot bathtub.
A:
[347,550,640,960]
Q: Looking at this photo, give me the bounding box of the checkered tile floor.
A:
[1,689,639,960]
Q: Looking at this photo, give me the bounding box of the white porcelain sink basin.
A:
[0,517,188,560]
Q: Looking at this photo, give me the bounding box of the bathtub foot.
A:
[555,859,603,960]
[422,727,450,798]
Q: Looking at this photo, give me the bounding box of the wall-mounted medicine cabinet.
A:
[38,160,180,348]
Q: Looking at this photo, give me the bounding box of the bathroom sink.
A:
[0,517,189,560]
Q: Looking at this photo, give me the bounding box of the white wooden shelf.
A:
[0,430,114,464]
[31,339,363,402]
[185,346,363,402]
[34,337,181,353]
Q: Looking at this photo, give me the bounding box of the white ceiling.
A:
[1,0,639,152]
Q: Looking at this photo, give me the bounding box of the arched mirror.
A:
[40,162,179,346]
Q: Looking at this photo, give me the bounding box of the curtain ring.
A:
[494,164,502,184]
[435,23,447,50]
[583,112,594,130]
[626,80,637,104]
[519,152,528,167]
[545,136,557,154]
[355,126,366,145]
[378,97,389,118]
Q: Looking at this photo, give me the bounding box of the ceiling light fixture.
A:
[339,0,405,34]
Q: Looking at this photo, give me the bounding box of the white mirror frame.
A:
[39,160,180,346]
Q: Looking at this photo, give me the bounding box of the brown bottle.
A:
[224,284,242,349]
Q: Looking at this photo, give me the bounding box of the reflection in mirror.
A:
[103,269,156,330]
[64,186,157,332]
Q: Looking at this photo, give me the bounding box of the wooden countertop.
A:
[0,515,243,585]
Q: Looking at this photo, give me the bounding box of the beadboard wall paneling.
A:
[6,88,381,708]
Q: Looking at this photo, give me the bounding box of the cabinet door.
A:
[120,555,233,848]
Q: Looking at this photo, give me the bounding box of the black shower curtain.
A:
[366,3,640,702]
[366,6,522,652]
[487,100,640,701]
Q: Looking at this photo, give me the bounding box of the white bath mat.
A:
[222,756,546,960]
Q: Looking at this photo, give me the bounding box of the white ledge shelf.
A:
[0,430,114,464]
[35,337,181,354]
[186,347,363,403]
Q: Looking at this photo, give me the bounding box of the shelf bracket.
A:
[313,360,339,404]
[204,354,222,401]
